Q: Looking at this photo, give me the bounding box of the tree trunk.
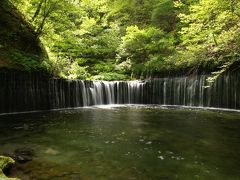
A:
[36,15,47,36]
[32,0,45,21]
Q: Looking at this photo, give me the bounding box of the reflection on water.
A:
[0,105,240,179]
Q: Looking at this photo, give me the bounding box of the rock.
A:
[0,156,19,180]
[0,156,15,172]
[14,148,35,163]
[45,148,59,155]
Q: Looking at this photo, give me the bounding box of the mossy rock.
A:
[0,156,19,180]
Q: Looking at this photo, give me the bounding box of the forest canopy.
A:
[8,0,240,80]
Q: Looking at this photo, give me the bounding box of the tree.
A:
[177,0,240,70]
[117,25,174,77]
[9,0,240,79]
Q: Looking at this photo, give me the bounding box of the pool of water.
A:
[0,105,240,179]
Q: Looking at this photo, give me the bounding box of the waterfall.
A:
[0,69,240,114]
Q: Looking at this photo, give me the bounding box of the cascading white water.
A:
[62,75,239,109]
[77,80,146,106]
[0,71,240,113]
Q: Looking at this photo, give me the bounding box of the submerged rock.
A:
[14,148,35,163]
[45,148,60,155]
[10,160,82,180]
[0,156,19,180]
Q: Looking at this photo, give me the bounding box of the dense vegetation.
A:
[0,0,44,70]
[1,0,240,80]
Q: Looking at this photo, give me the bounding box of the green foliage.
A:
[9,49,43,71]
[115,58,132,74]
[117,25,174,77]
[0,0,44,70]
[0,155,18,180]
[68,62,90,80]
[178,0,240,68]
[91,61,115,75]
[151,0,176,32]
[92,72,129,81]
[5,0,240,79]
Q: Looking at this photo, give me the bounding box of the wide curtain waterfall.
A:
[0,70,240,113]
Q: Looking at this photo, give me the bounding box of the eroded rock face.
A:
[0,0,44,68]
[0,155,19,180]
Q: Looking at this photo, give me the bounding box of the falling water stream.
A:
[1,70,240,179]
[0,71,240,114]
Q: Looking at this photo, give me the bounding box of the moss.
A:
[0,156,19,180]
[0,0,44,70]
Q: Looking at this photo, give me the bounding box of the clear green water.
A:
[0,105,240,180]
